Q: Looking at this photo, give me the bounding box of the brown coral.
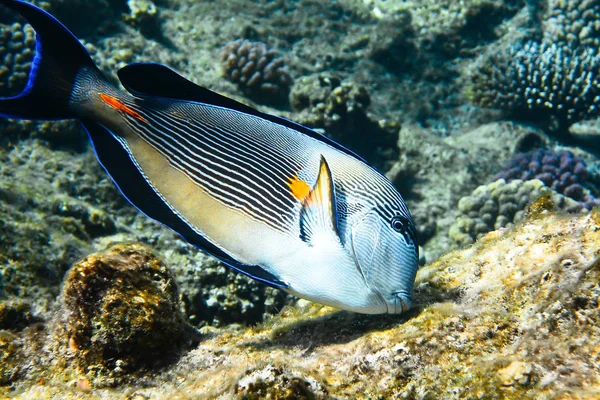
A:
[53,243,191,383]
[221,39,292,107]
[0,22,35,97]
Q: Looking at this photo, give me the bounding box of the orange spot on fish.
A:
[99,93,146,122]
[287,175,311,202]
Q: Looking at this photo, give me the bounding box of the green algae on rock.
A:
[52,243,193,385]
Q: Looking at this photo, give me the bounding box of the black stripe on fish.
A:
[116,94,414,236]
[123,103,300,232]
[117,62,368,164]
[81,118,288,289]
[143,106,298,207]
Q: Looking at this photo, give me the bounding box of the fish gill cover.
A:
[0,0,599,398]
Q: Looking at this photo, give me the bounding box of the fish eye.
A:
[390,216,405,233]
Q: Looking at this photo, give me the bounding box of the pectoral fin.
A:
[299,156,339,244]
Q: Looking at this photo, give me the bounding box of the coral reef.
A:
[494,149,600,209]
[0,330,22,386]
[221,39,292,107]
[165,247,291,328]
[0,300,32,331]
[0,141,124,316]
[290,73,398,167]
[449,178,580,247]
[466,0,600,131]
[363,0,523,58]
[388,121,549,260]
[467,40,600,129]
[290,73,371,132]
[2,212,599,398]
[123,0,158,35]
[52,243,191,384]
[0,22,34,97]
[1,0,600,396]
[234,365,328,399]
[542,0,600,48]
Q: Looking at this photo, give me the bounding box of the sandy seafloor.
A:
[0,0,600,398]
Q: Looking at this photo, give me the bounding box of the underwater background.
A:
[0,0,599,398]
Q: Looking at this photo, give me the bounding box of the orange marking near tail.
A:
[99,93,146,122]
[287,175,311,202]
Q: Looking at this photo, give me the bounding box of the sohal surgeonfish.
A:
[0,0,419,314]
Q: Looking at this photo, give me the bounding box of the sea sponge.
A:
[0,22,35,97]
[53,243,191,383]
[449,179,580,247]
[494,149,600,210]
[467,40,600,128]
[221,39,292,106]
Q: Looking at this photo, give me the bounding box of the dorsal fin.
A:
[117,63,366,162]
[299,156,339,245]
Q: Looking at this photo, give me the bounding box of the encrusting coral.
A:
[221,39,292,107]
[449,178,581,247]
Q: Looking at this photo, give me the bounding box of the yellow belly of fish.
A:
[124,133,289,269]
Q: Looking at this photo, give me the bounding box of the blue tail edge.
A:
[0,0,98,120]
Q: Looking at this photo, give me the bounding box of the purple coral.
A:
[494,149,600,210]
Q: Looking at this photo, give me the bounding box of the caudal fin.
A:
[0,0,100,120]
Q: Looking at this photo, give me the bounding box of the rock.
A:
[51,243,193,385]
[3,211,598,398]
[497,361,533,387]
[0,300,33,331]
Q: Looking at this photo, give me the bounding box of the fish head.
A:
[347,203,419,314]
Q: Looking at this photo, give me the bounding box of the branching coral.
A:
[467,41,600,128]
[543,0,600,48]
[466,0,600,130]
